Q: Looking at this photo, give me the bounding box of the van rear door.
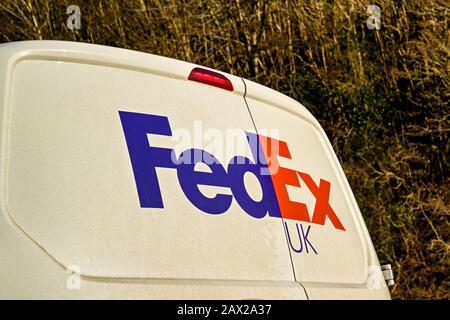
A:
[0,41,306,299]
[242,79,391,299]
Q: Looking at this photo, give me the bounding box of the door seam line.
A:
[240,77,309,300]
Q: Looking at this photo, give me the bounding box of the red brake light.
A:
[188,67,234,91]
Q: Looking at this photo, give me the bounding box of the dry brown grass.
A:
[0,0,449,299]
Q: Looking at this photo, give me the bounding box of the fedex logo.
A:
[119,111,345,232]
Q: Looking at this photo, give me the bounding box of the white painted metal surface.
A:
[0,41,390,299]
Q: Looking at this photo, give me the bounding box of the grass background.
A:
[0,0,448,299]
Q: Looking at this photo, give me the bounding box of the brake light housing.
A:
[188,67,234,91]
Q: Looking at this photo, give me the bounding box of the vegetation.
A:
[0,0,448,299]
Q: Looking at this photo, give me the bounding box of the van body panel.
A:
[0,209,305,299]
[0,41,390,299]
[242,79,391,299]
[1,41,295,284]
[0,200,308,300]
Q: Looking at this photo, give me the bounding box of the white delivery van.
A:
[0,41,392,299]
